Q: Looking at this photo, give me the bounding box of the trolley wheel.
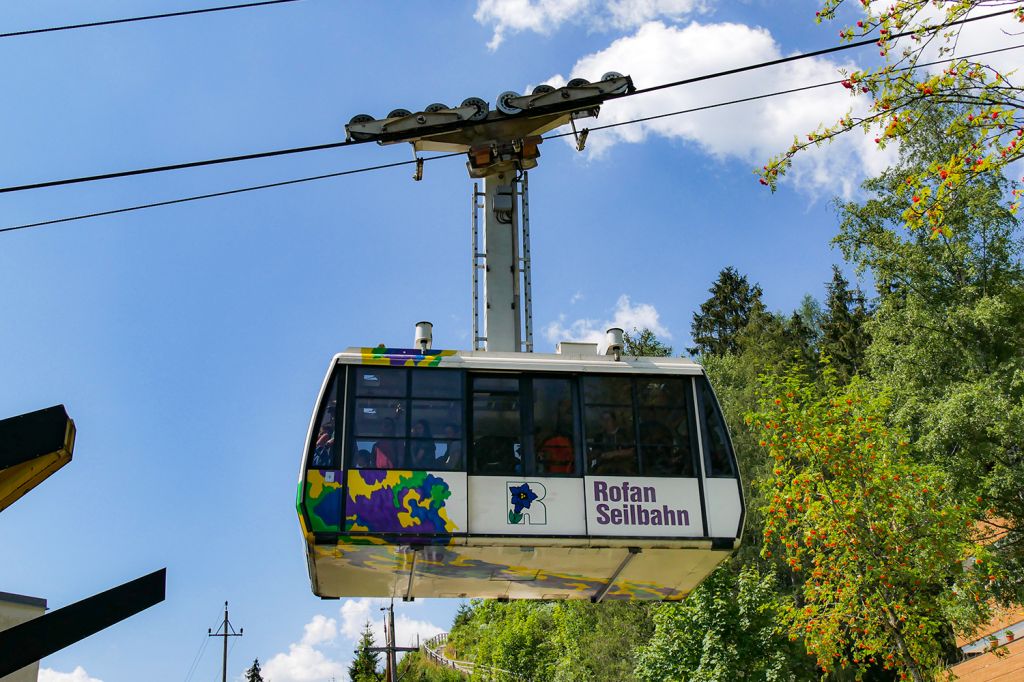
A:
[346,113,375,141]
[496,91,522,115]
[461,97,489,121]
[567,78,590,88]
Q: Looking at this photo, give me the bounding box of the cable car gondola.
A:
[296,341,744,602]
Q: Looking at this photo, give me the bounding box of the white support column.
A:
[482,172,522,352]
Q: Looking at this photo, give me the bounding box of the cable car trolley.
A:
[296,74,744,601]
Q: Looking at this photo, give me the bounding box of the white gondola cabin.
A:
[296,344,744,602]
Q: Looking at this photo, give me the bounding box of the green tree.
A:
[820,266,871,383]
[751,371,997,681]
[244,659,264,682]
[635,565,810,682]
[689,266,765,357]
[761,1,1024,239]
[549,601,655,682]
[395,649,465,682]
[623,327,673,357]
[349,621,382,682]
[834,105,1024,602]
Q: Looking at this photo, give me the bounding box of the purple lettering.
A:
[610,508,623,524]
[596,502,610,524]
[594,481,608,501]
[642,486,656,503]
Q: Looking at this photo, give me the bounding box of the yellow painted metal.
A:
[0,418,75,513]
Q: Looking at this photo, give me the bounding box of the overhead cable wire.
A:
[0,0,305,39]
[0,6,1015,196]
[1,42,1021,235]
[0,155,459,234]
[549,43,1024,139]
[626,6,1019,97]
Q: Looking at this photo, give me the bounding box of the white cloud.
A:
[474,0,705,49]
[301,614,338,647]
[38,668,104,682]
[556,20,880,196]
[475,0,590,50]
[340,598,444,649]
[263,601,446,682]
[545,294,670,350]
[262,615,346,682]
[261,642,345,682]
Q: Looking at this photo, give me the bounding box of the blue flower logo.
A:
[509,483,539,513]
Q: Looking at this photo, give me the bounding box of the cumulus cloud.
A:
[301,614,338,647]
[340,598,444,649]
[262,614,345,682]
[38,668,104,682]
[261,641,345,682]
[553,20,882,196]
[263,600,445,682]
[474,0,705,49]
[545,294,670,350]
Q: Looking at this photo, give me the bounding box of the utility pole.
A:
[370,600,418,682]
[208,601,243,682]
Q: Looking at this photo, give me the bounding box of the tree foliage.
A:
[244,659,264,682]
[751,371,997,681]
[835,105,1024,602]
[624,327,673,357]
[349,621,382,682]
[689,266,765,356]
[635,565,811,681]
[761,1,1024,239]
[820,266,871,383]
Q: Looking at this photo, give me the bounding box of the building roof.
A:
[0,592,46,609]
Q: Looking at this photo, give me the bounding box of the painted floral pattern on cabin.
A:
[345,469,457,534]
[303,469,343,533]
[358,347,457,368]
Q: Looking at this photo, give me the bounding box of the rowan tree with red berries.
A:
[751,369,1000,681]
[760,1,1024,239]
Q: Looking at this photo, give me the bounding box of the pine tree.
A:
[244,659,264,682]
[688,266,764,357]
[820,266,870,383]
[348,621,382,682]
[623,327,672,357]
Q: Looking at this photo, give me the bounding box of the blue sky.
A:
[1,2,1020,681]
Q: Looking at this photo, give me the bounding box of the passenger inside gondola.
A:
[373,418,403,468]
[441,423,463,470]
[588,410,638,475]
[410,419,437,469]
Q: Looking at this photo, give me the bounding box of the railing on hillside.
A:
[422,632,519,680]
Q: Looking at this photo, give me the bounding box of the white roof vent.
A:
[556,341,599,356]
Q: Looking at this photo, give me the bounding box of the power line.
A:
[0,155,458,234]
[0,6,1015,196]
[627,6,1019,97]
[550,43,1024,139]
[4,43,1019,233]
[0,0,305,39]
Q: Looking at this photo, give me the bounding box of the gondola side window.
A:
[310,374,339,468]
[350,367,465,471]
[533,378,577,475]
[471,376,523,475]
[583,376,638,475]
[637,377,696,477]
[697,377,737,477]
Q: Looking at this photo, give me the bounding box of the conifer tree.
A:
[244,659,264,682]
[820,266,870,383]
[623,327,672,357]
[688,266,764,357]
[348,621,382,682]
